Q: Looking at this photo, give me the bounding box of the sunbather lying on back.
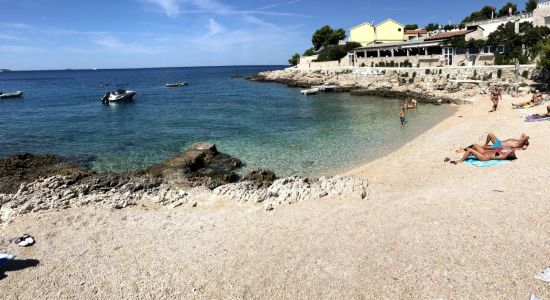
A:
[445,148,517,165]
[456,133,529,153]
[513,90,543,108]
[528,105,550,119]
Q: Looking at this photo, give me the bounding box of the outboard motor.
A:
[101,92,110,102]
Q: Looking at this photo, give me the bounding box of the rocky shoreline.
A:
[249,68,528,104]
[0,143,367,225]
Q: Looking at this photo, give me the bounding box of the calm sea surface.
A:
[0,66,455,177]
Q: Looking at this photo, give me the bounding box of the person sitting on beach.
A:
[445,148,517,165]
[456,133,529,153]
[489,87,502,112]
[512,90,543,108]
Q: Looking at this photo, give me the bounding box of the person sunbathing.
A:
[513,90,543,108]
[456,133,529,153]
[528,105,550,119]
[445,148,517,165]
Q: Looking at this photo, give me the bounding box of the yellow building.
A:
[349,22,376,46]
[374,19,405,43]
[349,18,405,46]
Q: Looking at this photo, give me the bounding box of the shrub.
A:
[522,70,529,78]
[425,69,430,75]
[371,62,374,67]
[497,69,503,79]
[288,53,300,66]
[446,74,450,79]
[439,69,442,74]
[409,78,414,84]
[360,63,366,67]
[412,72,417,78]
[316,42,361,62]
[401,72,409,77]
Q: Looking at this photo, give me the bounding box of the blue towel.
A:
[525,116,550,122]
[464,159,510,167]
[0,252,15,267]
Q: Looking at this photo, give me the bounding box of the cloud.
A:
[207,18,224,35]
[0,45,42,53]
[93,35,160,54]
[145,0,181,17]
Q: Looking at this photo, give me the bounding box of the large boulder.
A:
[145,143,242,189]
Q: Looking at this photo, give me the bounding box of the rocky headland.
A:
[250,68,534,104]
[0,143,367,226]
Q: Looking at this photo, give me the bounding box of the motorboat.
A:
[101,89,136,103]
[165,82,188,87]
[300,88,319,95]
[0,91,23,99]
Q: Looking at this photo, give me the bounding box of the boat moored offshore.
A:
[0,91,23,99]
[101,89,136,103]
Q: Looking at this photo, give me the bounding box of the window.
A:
[483,46,492,54]
[496,45,505,54]
[398,28,402,32]
[545,16,550,25]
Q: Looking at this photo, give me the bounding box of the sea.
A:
[0,66,456,177]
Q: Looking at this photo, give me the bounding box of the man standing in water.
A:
[399,109,406,125]
[489,87,502,112]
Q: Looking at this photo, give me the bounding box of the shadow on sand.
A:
[0,259,40,280]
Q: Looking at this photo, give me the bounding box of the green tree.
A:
[497,2,518,17]
[315,42,361,62]
[462,6,495,23]
[425,23,440,32]
[311,25,346,50]
[404,24,419,30]
[525,0,538,12]
[443,24,455,31]
[303,48,316,56]
[537,37,550,74]
[288,53,300,66]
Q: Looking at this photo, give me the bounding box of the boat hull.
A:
[0,91,23,99]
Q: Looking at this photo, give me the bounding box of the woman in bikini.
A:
[489,87,502,112]
[446,148,517,165]
[513,90,543,108]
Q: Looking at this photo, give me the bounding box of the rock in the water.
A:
[145,143,242,189]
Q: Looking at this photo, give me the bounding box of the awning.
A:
[401,42,440,49]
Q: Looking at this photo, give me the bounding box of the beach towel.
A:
[464,156,510,168]
[525,115,550,122]
[513,104,537,109]
[0,253,15,267]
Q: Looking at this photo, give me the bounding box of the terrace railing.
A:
[464,12,533,27]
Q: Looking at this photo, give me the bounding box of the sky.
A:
[0,0,529,70]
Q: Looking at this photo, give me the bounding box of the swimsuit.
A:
[492,139,502,150]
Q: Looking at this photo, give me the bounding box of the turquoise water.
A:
[0,66,455,177]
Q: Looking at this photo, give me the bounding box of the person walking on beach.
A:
[489,87,502,112]
[399,109,406,125]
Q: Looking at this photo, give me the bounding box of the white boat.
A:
[300,88,319,95]
[101,89,136,103]
[165,82,188,87]
[0,91,23,99]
